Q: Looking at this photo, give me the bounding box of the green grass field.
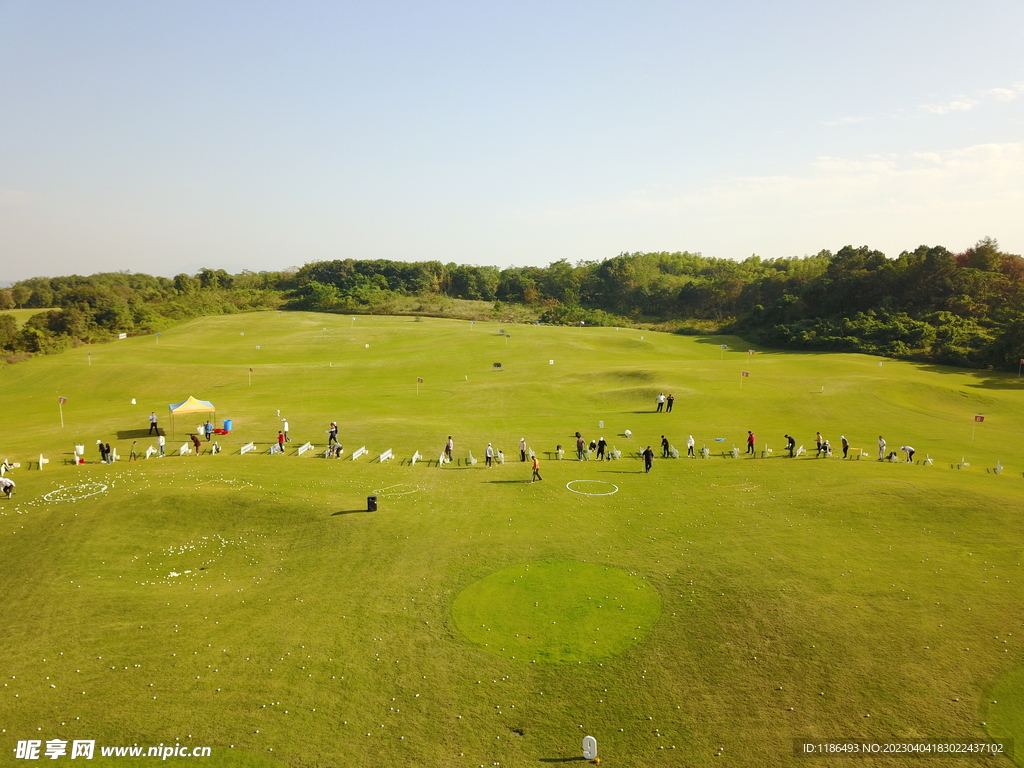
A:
[1,312,1022,767]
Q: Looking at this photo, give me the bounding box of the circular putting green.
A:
[451,560,661,663]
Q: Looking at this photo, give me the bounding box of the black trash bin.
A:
[367,495,377,512]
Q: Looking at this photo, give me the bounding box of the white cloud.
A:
[505,142,1024,259]
[982,82,1024,102]
[920,97,979,115]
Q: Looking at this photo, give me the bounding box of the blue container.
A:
[223,419,233,432]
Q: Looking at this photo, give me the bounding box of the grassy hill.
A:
[1,312,1022,767]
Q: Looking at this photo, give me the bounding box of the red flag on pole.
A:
[417,377,424,383]
[741,371,750,377]
[974,415,985,422]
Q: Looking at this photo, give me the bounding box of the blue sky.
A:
[2,0,1023,281]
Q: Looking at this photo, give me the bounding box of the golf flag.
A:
[748,350,755,355]
[974,415,985,422]
[417,377,424,383]
[249,367,254,372]
[720,344,728,349]
[741,371,750,377]
[58,396,67,404]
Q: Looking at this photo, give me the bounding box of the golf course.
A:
[2,311,1023,767]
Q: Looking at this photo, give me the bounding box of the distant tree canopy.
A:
[2,238,1022,371]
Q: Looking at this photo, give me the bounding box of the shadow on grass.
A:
[538,758,587,763]
[331,509,372,516]
[485,479,532,484]
[118,429,162,439]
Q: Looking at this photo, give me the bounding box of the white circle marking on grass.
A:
[43,483,109,502]
[371,484,420,497]
[565,480,619,496]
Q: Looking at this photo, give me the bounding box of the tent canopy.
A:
[168,396,216,414]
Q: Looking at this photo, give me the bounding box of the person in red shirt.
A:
[277,431,286,455]
[746,431,756,455]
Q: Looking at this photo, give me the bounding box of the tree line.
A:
[2,238,1022,370]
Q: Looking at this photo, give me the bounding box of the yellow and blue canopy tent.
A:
[168,396,215,438]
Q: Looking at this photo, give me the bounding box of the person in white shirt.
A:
[686,435,695,457]
[158,434,166,457]
[877,435,886,461]
[0,476,14,498]
[485,443,494,467]
[519,438,527,462]
[901,445,915,462]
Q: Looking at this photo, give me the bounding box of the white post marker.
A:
[670,446,679,458]
[178,443,191,456]
[38,454,50,470]
[438,452,448,466]
[468,451,477,465]
[352,446,368,461]
[731,446,740,459]
[496,450,504,463]
[297,442,314,456]
[995,461,1003,474]
[111,449,120,462]
[145,446,157,459]
[240,441,256,455]
[411,450,422,465]
[924,454,933,466]
[795,445,805,457]
[379,449,393,463]
[211,442,221,454]
[583,735,598,761]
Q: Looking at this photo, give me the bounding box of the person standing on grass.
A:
[597,436,607,461]
[642,445,655,473]
[878,435,886,461]
[277,431,286,454]
[746,431,756,455]
[531,454,542,482]
[786,434,796,457]
[97,440,106,464]
[687,434,695,457]
[204,420,214,441]
[328,422,339,447]
[445,435,454,462]
[576,434,586,461]
[661,435,670,458]
[841,435,849,458]
[0,476,14,498]
[666,393,674,413]
[129,441,139,461]
[815,431,824,456]
[158,433,166,457]
[485,443,494,467]
[656,393,665,412]
[190,434,202,456]
[520,438,527,462]
[148,412,158,435]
